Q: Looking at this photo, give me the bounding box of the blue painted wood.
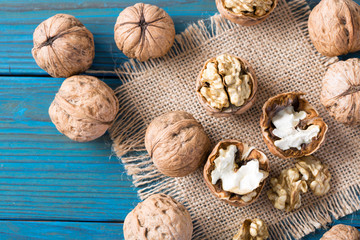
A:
[0,0,359,239]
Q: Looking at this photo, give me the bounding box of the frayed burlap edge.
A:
[109,0,359,239]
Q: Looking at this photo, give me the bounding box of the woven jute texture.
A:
[109,0,360,238]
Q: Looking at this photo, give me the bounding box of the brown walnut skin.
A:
[308,0,360,57]
[49,75,119,142]
[145,111,211,177]
[196,54,258,117]
[320,224,360,240]
[124,193,193,240]
[32,14,95,78]
[203,140,270,207]
[321,58,360,125]
[216,0,278,26]
[260,92,328,159]
[114,3,175,62]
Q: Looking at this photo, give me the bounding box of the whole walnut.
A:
[49,75,119,142]
[114,3,175,61]
[124,193,193,240]
[321,58,360,125]
[308,0,360,57]
[145,111,211,177]
[32,14,95,78]
[320,224,360,240]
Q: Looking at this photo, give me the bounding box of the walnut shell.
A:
[114,3,175,62]
[145,111,211,177]
[260,92,328,159]
[32,14,95,78]
[203,140,270,207]
[308,0,360,57]
[321,58,360,125]
[320,224,360,240]
[124,193,193,240]
[49,75,119,142]
[216,0,278,26]
[196,54,258,117]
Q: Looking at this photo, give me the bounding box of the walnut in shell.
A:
[308,0,360,57]
[216,0,278,26]
[321,58,360,125]
[233,218,269,240]
[32,14,95,78]
[114,3,175,61]
[124,193,193,240]
[203,140,269,207]
[260,92,327,159]
[196,53,257,117]
[320,224,360,240]
[145,111,211,177]
[49,75,119,142]
[268,155,331,211]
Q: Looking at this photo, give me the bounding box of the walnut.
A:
[321,59,360,125]
[203,140,269,207]
[320,224,360,240]
[268,155,331,211]
[267,167,308,211]
[114,3,175,62]
[260,92,328,159]
[216,0,278,26]
[308,0,360,57]
[196,54,257,117]
[32,14,95,78]
[145,111,211,177]
[49,75,119,142]
[296,155,331,196]
[124,193,193,240]
[233,218,269,240]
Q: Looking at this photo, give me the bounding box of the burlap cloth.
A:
[109,0,360,238]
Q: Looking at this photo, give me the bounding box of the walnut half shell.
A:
[320,224,360,240]
[203,140,270,207]
[216,0,278,26]
[260,92,327,159]
[196,54,258,117]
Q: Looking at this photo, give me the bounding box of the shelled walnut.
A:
[32,14,95,78]
[196,54,257,117]
[124,193,193,240]
[320,224,360,240]
[48,75,119,142]
[233,218,269,240]
[321,58,360,125]
[204,140,269,207]
[267,167,308,211]
[216,0,278,26]
[296,155,331,196]
[268,155,331,211]
[145,111,211,177]
[114,3,175,61]
[260,92,327,159]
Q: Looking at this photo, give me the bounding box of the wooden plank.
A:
[0,0,217,76]
[0,216,358,240]
[0,221,123,240]
[0,76,139,221]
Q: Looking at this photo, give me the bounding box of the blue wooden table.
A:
[0,0,359,239]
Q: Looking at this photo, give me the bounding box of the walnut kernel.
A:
[233,218,269,240]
